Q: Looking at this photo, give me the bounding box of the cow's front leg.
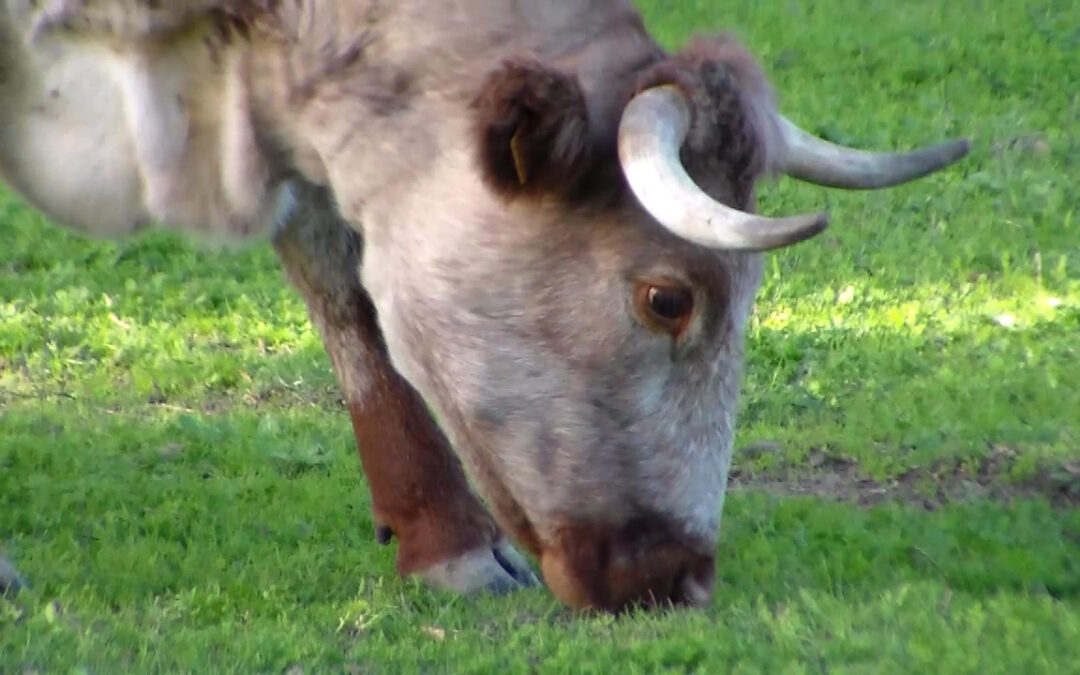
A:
[270,183,536,594]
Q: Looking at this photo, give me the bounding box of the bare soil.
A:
[730,444,1080,510]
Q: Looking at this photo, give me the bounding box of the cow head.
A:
[357,35,967,612]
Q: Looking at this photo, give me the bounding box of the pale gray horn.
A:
[777,116,970,189]
[618,85,828,252]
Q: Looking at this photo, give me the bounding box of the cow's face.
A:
[401,207,765,612]
[359,37,968,611]
[370,205,758,612]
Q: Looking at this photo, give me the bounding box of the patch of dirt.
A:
[148,382,346,415]
[991,133,1052,156]
[729,445,1080,510]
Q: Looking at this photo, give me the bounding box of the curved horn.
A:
[777,117,970,189]
[618,86,828,252]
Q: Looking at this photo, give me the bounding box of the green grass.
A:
[2,0,1079,671]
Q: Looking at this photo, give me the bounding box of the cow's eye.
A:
[634,281,694,338]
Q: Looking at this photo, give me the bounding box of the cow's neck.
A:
[0,0,661,242]
[247,0,663,230]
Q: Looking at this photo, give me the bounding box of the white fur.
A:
[0,5,278,240]
[0,28,147,233]
[108,48,192,227]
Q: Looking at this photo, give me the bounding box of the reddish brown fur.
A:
[271,185,503,576]
[539,515,715,612]
[345,382,499,573]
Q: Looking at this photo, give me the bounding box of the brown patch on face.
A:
[539,514,716,612]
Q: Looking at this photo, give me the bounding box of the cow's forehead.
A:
[548,192,761,288]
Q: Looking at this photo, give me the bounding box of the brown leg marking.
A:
[270,183,516,579]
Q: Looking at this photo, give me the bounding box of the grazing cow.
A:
[0,0,968,611]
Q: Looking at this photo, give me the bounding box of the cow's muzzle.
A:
[537,516,716,612]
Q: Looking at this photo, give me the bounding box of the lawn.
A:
[2,0,1078,672]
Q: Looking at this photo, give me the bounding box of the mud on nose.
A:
[538,517,716,612]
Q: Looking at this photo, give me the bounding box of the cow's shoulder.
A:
[0,1,284,240]
[9,1,271,42]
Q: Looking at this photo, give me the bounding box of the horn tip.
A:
[943,138,972,163]
[806,211,830,239]
[770,212,829,250]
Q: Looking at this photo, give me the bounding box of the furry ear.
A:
[633,34,781,186]
[472,59,593,199]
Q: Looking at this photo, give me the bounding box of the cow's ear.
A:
[472,60,592,199]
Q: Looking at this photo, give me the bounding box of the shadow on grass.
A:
[739,311,1078,474]
[718,490,1080,606]
[725,313,1080,601]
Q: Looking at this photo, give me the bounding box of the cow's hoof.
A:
[0,556,25,598]
[416,539,540,594]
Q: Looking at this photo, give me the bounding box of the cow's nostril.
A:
[539,520,716,612]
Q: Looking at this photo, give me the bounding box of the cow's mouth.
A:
[474,463,716,611]
[537,514,716,612]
